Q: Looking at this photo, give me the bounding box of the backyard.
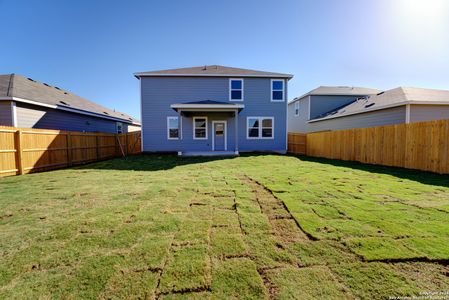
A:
[0,154,448,299]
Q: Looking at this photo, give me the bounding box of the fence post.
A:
[15,129,24,175]
[67,132,72,166]
[96,135,100,160]
[125,133,129,156]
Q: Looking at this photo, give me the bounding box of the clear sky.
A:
[1,0,448,119]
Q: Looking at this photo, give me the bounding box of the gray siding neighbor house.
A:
[288,86,449,133]
[135,65,293,155]
[0,74,140,133]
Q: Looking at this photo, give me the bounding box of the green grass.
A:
[1,154,448,299]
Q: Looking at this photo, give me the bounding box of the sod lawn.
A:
[0,154,448,299]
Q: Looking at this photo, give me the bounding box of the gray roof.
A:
[134,65,293,79]
[311,87,449,122]
[291,86,381,103]
[0,74,139,124]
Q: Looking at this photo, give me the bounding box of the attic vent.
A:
[64,92,68,95]
[128,118,133,120]
[103,111,109,115]
[27,77,36,82]
[54,86,61,90]
[365,103,375,108]
[377,91,385,96]
[59,101,69,106]
[43,83,50,87]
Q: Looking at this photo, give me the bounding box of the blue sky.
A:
[1,0,448,119]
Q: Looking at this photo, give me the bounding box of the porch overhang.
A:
[170,101,244,113]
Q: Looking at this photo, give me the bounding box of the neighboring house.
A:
[288,86,381,133]
[288,86,449,133]
[135,65,293,155]
[0,74,140,133]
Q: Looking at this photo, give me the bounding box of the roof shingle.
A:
[0,74,139,124]
[134,65,293,79]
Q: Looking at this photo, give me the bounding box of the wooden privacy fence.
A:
[302,120,449,174]
[0,126,141,177]
[287,133,307,155]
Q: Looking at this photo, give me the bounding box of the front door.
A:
[213,121,226,151]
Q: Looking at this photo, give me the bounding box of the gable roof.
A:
[310,87,449,122]
[134,65,293,79]
[0,74,139,125]
[291,86,381,103]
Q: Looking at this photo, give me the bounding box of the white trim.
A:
[11,101,17,127]
[405,104,411,124]
[193,116,208,140]
[139,79,144,152]
[229,78,244,102]
[212,120,227,151]
[246,116,274,139]
[167,116,179,140]
[294,101,300,117]
[0,97,140,125]
[285,82,288,152]
[134,73,293,79]
[271,79,285,102]
[307,96,311,120]
[170,103,244,109]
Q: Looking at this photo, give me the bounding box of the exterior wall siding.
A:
[0,101,13,126]
[140,77,287,152]
[306,106,406,132]
[409,105,449,123]
[15,103,129,133]
[288,96,310,133]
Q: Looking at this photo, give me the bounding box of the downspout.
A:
[405,104,410,124]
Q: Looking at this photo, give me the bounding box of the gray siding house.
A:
[135,65,293,155]
[288,86,449,133]
[0,74,140,133]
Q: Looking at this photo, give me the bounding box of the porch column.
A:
[234,110,239,154]
[179,110,183,140]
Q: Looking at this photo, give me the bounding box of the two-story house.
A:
[287,86,380,133]
[135,65,293,155]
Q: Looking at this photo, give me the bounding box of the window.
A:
[193,117,207,139]
[167,117,179,139]
[294,101,300,116]
[247,117,274,139]
[229,79,243,101]
[271,79,284,101]
[116,122,123,134]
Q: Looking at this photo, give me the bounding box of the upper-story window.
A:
[271,79,284,102]
[167,116,179,139]
[229,78,243,101]
[294,101,300,116]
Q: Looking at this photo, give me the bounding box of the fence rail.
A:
[291,119,449,174]
[0,126,141,177]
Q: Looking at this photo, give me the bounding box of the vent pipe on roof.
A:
[202,65,207,70]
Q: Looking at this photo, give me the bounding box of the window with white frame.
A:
[294,101,300,116]
[271,79,284,101]
[167,116,179,139]
[247,117,274,139]
[193,117,207,139]
[116,122,123,134]
[229,79,243,101]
